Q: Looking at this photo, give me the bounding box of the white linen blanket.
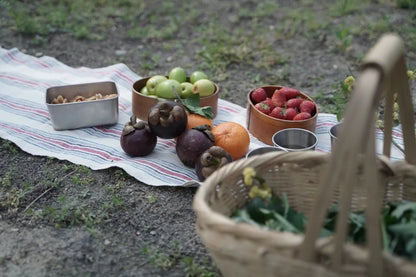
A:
[0,47,405,186]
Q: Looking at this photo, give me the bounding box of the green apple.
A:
[168,67,187,83]
[180,82,193,98]
[192,79,215,97]
[146,75,167,95]
[190,71,208,84]
[156,79,182,99]
[140,86,149,95]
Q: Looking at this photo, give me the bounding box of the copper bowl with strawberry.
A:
[246,85,318,145]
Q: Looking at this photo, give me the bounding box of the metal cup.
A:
[272,128,318,151]
[245,146,286,158]
[329,123,342,151]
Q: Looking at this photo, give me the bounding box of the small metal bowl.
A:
[46,81,119,130]
[329,123,342,151]
[272,128,318,151]
[245,146,286,158]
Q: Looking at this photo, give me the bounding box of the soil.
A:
[0,1,415,277]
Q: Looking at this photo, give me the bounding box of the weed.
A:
[78,165,92,174]
[114,169,131,181]
[146,193,158,204]
[141,246,177,271]
[397,0,416,9]
[315,75,355,120]
[1,164,16,187]
[1,139,18,154]
[182,257,218,277]
[104,182,125,195]
[2,188,24,212]
[332,0,369,16]
[334,27,353,53]
[197,22,287,76]
[8,8,46,35]
[237,1,279,19]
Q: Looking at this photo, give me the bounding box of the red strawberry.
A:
[254,102,271,114]
[280,87,300,99]
[271,89,286,108]
[262,97,276,110]
[286,98,303,110]
[300,100,316,114]
[270,107,285,119]
[251,88,267,104]
[284,107,298,120]
[293,112,312,121]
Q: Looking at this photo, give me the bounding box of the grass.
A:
[0,153,126,235]
[141,241,219,276]
[3,0,415,86]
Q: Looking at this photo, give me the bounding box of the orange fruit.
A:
[211,122,250,160]
[186,113,214,130]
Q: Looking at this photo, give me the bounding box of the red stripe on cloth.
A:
[7,51,49,68]
[218,104,240,113]
[0,74,52,88]
[0,99,49,117]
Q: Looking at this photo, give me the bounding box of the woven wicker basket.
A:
[193,33,416,277]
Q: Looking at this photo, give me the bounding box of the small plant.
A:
[334,27,353,53]
[2,139,18,154]
[182,257,218,277]
[141,246,177,271]
[397,0,416,9]
[315,75,355,121]
[1,164,16,187]
[146,193,158,204]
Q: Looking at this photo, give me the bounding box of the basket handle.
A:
[298,34,416,276]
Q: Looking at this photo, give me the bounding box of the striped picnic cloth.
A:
[0,47,405,186]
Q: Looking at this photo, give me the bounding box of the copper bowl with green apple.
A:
[132,76,219,121]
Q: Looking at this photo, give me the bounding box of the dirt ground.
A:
[1,1,415,276]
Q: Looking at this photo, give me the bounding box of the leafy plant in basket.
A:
[231,166,416,261]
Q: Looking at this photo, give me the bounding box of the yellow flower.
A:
[393,102,399,112]
[249,186,260,198]
[407,70,416,80]
[249,185,272,200]
[344,76,355,91]
[393,112,399,121]
[243,167,256,186]
[376,119,384,129]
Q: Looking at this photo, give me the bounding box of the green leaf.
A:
[173,88,214,119]
[406,239,416,259]
[246,197,268,223]
[391,201,416,219]
[259,208,302,233]
[231,209,262,227]
[388,222,416,238]
[282,193,289,218]
[320,228,334,237]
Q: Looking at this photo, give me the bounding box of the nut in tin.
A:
[46,81,119,130]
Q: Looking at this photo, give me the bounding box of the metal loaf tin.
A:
[46,81,119,130]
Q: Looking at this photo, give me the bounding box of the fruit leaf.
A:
[172,87,214,119]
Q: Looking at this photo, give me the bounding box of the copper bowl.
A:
[246,85,318,145]
[132,77,219,121]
